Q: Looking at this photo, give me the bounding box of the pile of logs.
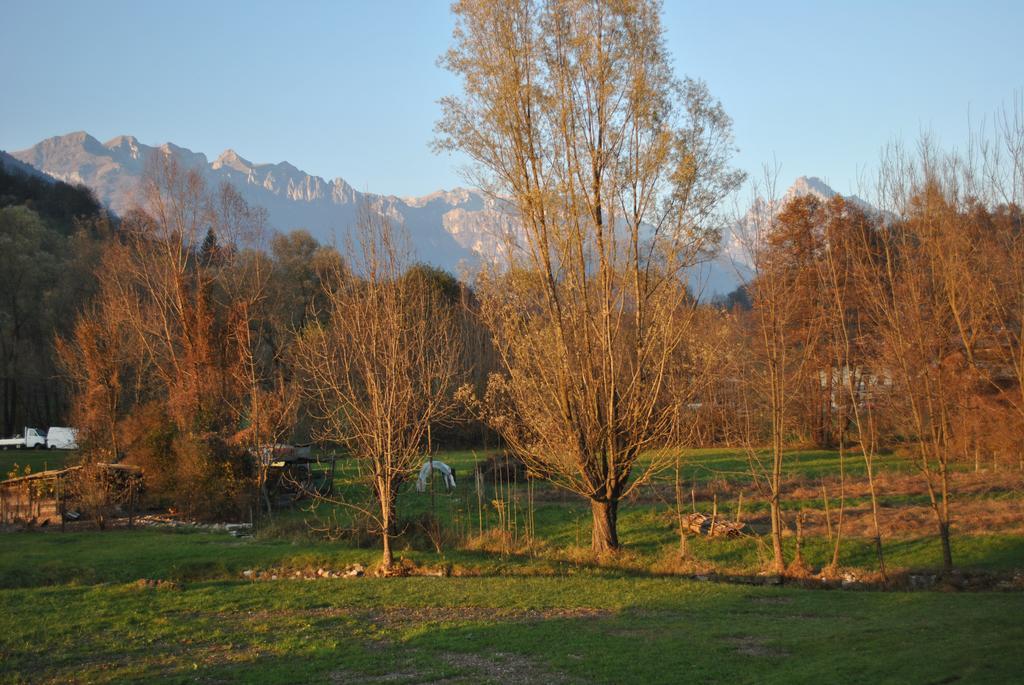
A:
[684,512,745,538]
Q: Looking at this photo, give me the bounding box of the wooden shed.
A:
[0,463,142,528]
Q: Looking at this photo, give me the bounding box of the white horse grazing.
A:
[416,460,456,492]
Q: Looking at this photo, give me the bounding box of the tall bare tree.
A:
[739,190,825,573]
[294,210,461,570]
[971,99,1024,467]
[862,145,985,572]
[437,0,743,552]
[815,196,888,576]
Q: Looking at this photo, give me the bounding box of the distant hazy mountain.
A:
[12,132,503,274]
[10,133,873,297]
[0,149,56,181]
[708,175,880,297]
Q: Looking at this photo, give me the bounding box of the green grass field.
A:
[1,529,1022,685]
[1,535,1022,684]
[279,447,1024,576]
[0,448,73,479]
[2,447,1023,683]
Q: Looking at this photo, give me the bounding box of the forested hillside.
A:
[0,158,111,436]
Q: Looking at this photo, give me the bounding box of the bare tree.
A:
[294,209,461,570]
[438,0,743,552]
[739,188,825,573]
[862,144,984,572]
[971,98,1024,466]
[812,196,889,576]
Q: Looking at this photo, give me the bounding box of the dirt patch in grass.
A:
[636,468,1024,539]
[639,467,1023,504]
[327,648,581,685]
[362,606,609,629]
[727,635,788,658]
[778,498,1024,538]
[220,605,609,630]
[604,627,662,639]
[748,595,793,605]
[329,667,424,684]
[789,469,1024,502]
[439,650,579,684]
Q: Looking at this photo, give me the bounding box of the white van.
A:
[46,427,78,450]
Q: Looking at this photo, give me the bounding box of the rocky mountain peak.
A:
[788,176,837,199]
[212,148,254,172]
[103,135,142,162]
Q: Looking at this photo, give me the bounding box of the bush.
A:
[396,511,462,553]
[119,403,254,521]
[475,451,528,484]
[119,403,177,508]
[171,434,252,521]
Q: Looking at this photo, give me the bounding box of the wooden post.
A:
[736,491,744,525]
[527,476,535,542]
[475,456,483,536]
[675,455,687,558]
[822,480,833,541]
[795,511,805,567]
[128,477,135,529]
[429,454,435,518]
[710,493,718,537]
[59,475,66,532]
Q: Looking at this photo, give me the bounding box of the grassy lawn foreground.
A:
[2,574,1021,684]
[2,447,1022,683]
[1,528,1023,684]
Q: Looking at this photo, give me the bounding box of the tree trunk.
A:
[830,434,846,569]
[769,494,785,573]
[767,377,787,574]
[770,413,786,573]
[864,414,887,579]
[939,456,953,574]
[261,485,273,518]
[939,520,953,574]
[379,484,397,571]
[591,499,619,553]
[381,529,394,571]
[2,378,15,437]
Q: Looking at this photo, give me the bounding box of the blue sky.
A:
[1,0,1021,198]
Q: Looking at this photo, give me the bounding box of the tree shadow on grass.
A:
[186,589,1018,685]
[5,574,1023,684]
